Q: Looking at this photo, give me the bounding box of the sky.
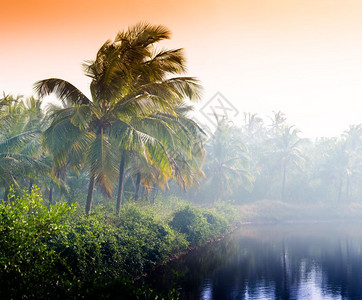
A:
[2,0,362,139]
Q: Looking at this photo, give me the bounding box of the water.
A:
[147,222,362,300]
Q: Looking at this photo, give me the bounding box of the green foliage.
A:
[46,204,189,295]
[213,202,239,225]
[49,213,124,284]
[0,188,190,298]
[87,276,181,300]
[117,203,189,273]
[170,205,230,245]
[0,185,237,298]
[201,118,254,202]
[34,23,204,215]
[0,186,75,298]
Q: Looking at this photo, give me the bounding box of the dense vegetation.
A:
[187,113,362,205]
[2,23,362,298]
[0,188,234,298]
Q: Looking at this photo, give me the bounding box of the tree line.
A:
[191,112,362,204]
[2,24,362,211]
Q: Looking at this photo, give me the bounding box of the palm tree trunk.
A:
[151,184,158,205]
[116,155,126,216]
[134,172,141,201]
[85,174,95,215]
[48,187,53,206]
[281,163,287,202]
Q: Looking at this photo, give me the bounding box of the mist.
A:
[2,1,362,297]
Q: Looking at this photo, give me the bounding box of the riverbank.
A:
[3,189,362,299]
[0,190,237,299]
[142,200,362,283]
[235,199,362,223]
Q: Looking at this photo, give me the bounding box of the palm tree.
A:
[116,104,205,206]
[203,118,254,202]
[268,126,305,202]
[0,94,49,197]
[34,23,202,215]
[242,112,264,140]
[269,111,287,136]
[318,127,362,203]
[343,125,362,201]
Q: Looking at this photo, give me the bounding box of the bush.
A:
[49,213,126,290]
[48,203,189,294]
[0,186,75,299]
[0,188,234,299]
[116,204,189,275]
[202,210,229,235]
[169,205,230,245]
[213,202,239,225]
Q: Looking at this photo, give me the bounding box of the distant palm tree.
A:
[269,111,287,136]
[204,118,254,202]
[35,23,202,215]
[269,126,305,202]
[319,128,362,202]
[242,112,264,138]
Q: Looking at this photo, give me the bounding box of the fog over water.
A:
[147,223,362,300]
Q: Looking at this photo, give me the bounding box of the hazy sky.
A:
[2,0,362,139]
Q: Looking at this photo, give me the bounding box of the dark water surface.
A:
[147,222,362,300]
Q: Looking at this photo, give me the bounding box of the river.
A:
[146,222,362,299]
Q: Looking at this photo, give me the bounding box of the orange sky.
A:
[2,0,362,138]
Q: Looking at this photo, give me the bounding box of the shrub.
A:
[202,210,229,236]
[48,203,189,292]
[0,188,233,298]
[169,205,231,245]
[213,203,239,225]
[0,186,75,299]
[49,213,126,289]
[169,206,207,245]
[116,204,189,275]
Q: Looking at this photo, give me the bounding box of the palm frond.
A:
[34,78,91,106]
[88,130,118,197]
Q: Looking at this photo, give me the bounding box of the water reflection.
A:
[147,223,362,299]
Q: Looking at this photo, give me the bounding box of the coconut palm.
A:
[203,118,254,202]
[268,125,305,202]
[116,103,205,206]
[34,23,202,215]
[0,95,49,197]
[269,111,287,136]
[318,127,362,202]
[242,112,264,140]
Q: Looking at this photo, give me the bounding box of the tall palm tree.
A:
[203,118,254,202]
[269,126,305,202]
[34,23,202,215]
